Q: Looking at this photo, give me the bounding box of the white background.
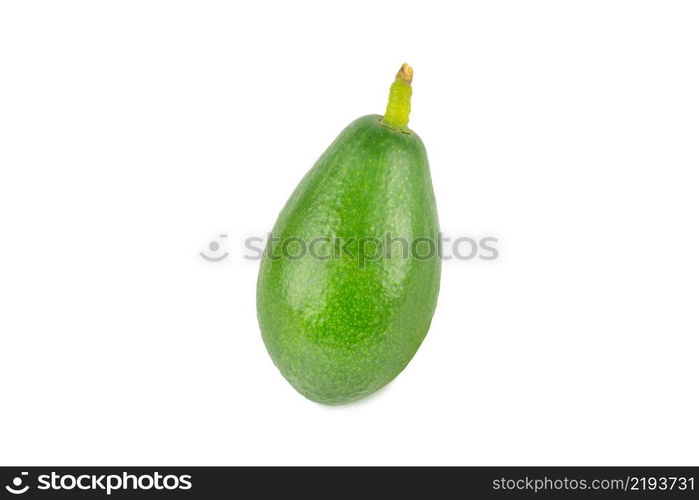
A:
[1,1,697,466]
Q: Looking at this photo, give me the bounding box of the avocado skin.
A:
[257,114,440,404]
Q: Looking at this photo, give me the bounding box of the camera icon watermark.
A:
[5,472,29,495]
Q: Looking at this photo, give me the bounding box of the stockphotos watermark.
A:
[199,232,499,266]
[4,471,192,495]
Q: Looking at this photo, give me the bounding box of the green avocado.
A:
[256,64,440,404]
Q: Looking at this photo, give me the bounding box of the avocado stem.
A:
[381,63,413,132]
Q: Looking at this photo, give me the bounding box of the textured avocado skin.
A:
[257,114,440,404]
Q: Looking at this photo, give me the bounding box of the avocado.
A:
[257,64,440,404]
